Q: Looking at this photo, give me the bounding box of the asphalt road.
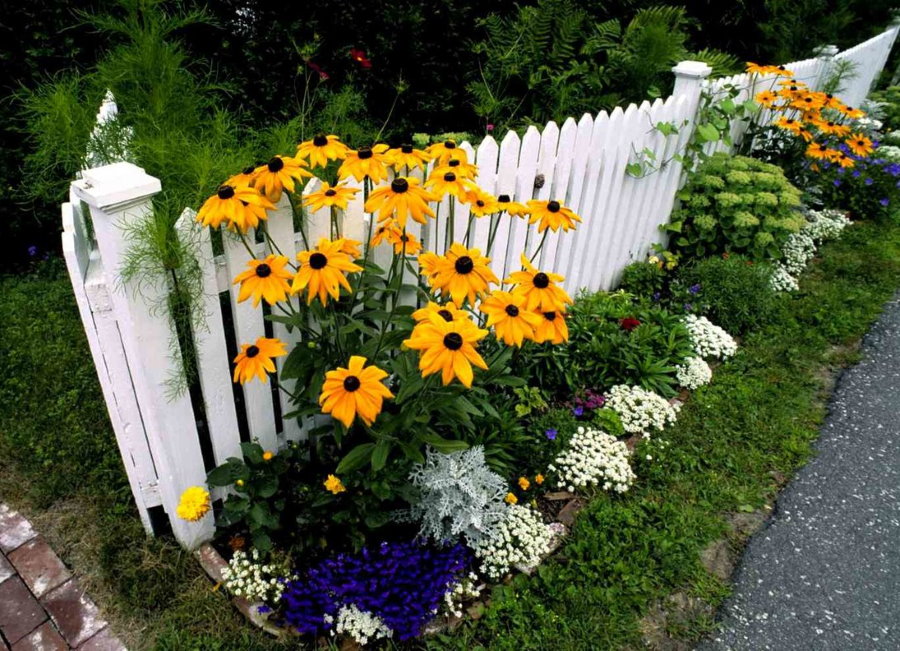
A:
[700,294,900,650]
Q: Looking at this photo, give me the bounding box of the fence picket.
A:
[222,228,279,452]
[539,117,578,272]
[553,113,594,285]
[471,136,499,255]
[490,130,521,278]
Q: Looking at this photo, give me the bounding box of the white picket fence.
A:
[61,25,899,547]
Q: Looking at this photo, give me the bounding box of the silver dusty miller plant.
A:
[407,446,507,544]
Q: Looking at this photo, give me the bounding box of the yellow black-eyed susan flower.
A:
[292,238,363,305]
[533,309,569,344]
[527,199,581,233]
[338,144,390,183]
[412,301,466,325]
[463,188,500,217]
[233,337,288,384]
[233,254,294,307]
[386,144,431,171]
[504,254,572,313]
[426,243,499,305]
[253,156,312,202]
[424,169,474,199]
[403,317,489,387]
[365,177,437,229]
[303,182,359,212]
[845,133,873,157]
[196,184,275,230]
[319,355,394,428]
[296,134,350,168]
[479,290,543,347]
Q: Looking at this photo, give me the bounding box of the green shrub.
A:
[666,152,805,260]
[618,260,667,298]
[675,255,782,335]
[514,291,694,398]
[869,86,900,131]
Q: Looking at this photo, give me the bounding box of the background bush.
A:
[675,255,782,335]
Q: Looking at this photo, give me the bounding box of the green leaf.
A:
[696,123,720,143]
[371,438,392,471]
[625,162,643,177]
[240,442,264,464]
[719,97,736,115]
[336,442,376,473]
[206,462,236,486]
[419,434,469,453]
[655,121,679,137]
[252,531,272,552]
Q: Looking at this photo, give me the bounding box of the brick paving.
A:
[0,504,126,650]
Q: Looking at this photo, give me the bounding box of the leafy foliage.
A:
[666,153,805,260]
[675,255,782,335]
[468,1,738,131]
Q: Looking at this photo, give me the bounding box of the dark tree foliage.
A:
[1,1,102,269]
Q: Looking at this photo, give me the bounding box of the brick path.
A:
[0,504,127,650]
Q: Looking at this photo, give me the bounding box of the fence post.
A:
[671,60,713,116]
[71,162,214,548]
[815,45,840,91]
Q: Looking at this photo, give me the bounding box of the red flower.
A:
[307,61,329,80]
[620,317,641,332]
[350,48,372,69]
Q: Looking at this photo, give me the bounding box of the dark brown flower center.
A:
[246,345,260,358]
[454,256,474,274]
[443,332,463,350]
[443,172,457,182]
[444,140,457,149]
[543,311,557,321]
[255,263,272,278]
[438,309,454,322]
[242,165,256,175]
[505,304,520,317]
[857,140,865,146]
[391,178,409,193]
[267,157,284,172]
[343,375,361,392]
[358,148,373,159]
[217,185,235,200]
[533,272,550,288]
[325,189,337,197]
[401,144,413,153]
[498,194,510,203]
[448,159,460,167]
[309,253,328,269]
[476,200,485,207]
[547,200,561,213]
[313,134,328,147]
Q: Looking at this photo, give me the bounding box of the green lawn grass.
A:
[1,218,898,650]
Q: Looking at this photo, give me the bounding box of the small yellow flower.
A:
[236,479,245,487]
[504,492,518,505]
[176,486,211,522]
[263,451,274,461]
[648,255,660,265]
[324,474,346,494]
[518,476,530,491]
[535,474,545,485]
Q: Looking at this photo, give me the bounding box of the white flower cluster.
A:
[547,426,635,493]
[770,264,799,292]
[884,129,900,146]
[604,384,679,436]
[804,208,850,244]
[780,231,816,276]
[877,144,900,162]
[469,504,554,580]
[333,604,392,646]
[220,549,288,604]
[675,356,713,389]
[854,116,883,132]
[683,315,737,360]
[442,572,481,619]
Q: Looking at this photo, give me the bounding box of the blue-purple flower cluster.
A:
[281,540,469,640]
[816,141,900,213]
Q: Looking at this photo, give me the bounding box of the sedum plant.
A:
[406,446,507,544]
[666,152,804,260]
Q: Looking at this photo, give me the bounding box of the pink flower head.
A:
[350,48,372,69]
